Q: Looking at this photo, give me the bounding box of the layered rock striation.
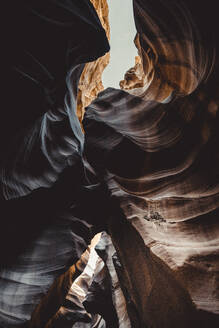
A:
[1,0,219,327]
[82,0,219,326]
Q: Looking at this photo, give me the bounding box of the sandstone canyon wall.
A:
[78,0,219,327]
[1,0,219,327]
[77,0,110,124]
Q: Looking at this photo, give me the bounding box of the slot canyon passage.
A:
[1,0,219,327]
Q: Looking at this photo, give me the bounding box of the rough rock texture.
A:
[40,232,131,328]
[119,55,146,92]
[39,237,106,328]
[77,0,110,123]
[94,232,131,328]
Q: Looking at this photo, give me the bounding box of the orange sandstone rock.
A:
[77,0,110,124]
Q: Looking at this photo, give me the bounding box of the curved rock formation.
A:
[77,0,110,124]
[119,55,146,92]
[83,0,219,326]
[0,1,110,327]
[1,0,219,327]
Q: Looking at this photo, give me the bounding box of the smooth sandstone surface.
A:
[1,1,219,327]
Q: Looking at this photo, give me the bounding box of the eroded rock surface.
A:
[82,1,219,326]
[77,0,110,123]
[2,0,219,327]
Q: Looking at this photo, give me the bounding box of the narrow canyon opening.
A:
[102,0,137,89]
